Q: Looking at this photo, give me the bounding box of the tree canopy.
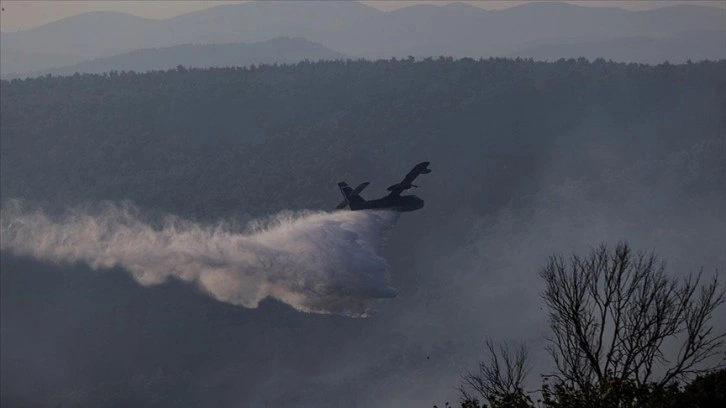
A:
[2,58,724,220]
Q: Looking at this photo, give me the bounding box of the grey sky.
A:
[1,0,725,33]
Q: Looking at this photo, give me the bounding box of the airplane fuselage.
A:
[358,194,424,212]
[336,161,430,213]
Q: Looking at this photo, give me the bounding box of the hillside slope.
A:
[2,59,725,407]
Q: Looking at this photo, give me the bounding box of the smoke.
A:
[0,200,400,317]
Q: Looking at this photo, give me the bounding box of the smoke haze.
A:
[0,201,399,317]
[2,52,724,406]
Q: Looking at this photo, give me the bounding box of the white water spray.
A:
[0,201,400,317]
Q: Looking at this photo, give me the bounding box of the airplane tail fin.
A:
[338,182,366,210]
[335,182,370,210]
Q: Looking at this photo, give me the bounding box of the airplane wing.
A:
[334,182,370,210]
[386,161,431,196]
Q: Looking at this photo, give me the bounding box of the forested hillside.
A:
[2,58,725,407]
[3,58,724,217]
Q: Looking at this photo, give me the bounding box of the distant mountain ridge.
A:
[2,1,725,74]
[3,38,346,79]
[507,29,726,64]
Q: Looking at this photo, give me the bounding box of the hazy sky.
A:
[1,0,725,33]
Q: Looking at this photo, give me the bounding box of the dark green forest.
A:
[1,58,725,407]
[3,58,724,218]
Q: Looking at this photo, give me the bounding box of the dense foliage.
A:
[3,58,724,219]
[456,369,726,408]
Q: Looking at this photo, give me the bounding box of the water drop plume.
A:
[0,200,400,317]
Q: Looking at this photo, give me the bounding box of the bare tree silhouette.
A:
[540,242,725,388]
